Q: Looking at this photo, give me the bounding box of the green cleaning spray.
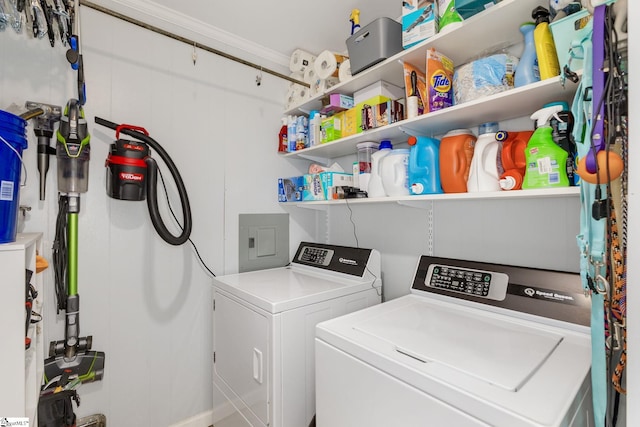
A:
[522,104,569,189]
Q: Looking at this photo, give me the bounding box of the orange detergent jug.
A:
[496,130,534,190]
[439,129,476,193]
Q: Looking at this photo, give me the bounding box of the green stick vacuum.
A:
[44,99,105,388]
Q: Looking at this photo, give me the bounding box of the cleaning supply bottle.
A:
[308,110,321,147]
[532,6,560,80]
[467,123,501,192]
[545,101,577,185]
[408,136,442,195]
[367,140,393,197]
[278,117,288,152]
[522,105,569,189]
[287,115,297,152]
[439,129,476,193]
[514,22,540,87]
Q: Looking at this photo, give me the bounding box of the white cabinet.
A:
[0,233,44,425]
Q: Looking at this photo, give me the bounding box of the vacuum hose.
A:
[95,117,192,246]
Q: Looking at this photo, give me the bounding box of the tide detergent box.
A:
[426,48,454,112]
[403,0,439,49]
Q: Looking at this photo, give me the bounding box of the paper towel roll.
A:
[314,50,348,80]
[338,59,352,82]
[289,49,316,73]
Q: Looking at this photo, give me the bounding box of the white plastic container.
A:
[380,149,410,197]
[467,132,501,192]
[367,140,393,197]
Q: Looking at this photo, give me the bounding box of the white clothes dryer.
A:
[316,256,593,427]
[212,242,382,427]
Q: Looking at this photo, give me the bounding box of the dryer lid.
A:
[353,298,564,391]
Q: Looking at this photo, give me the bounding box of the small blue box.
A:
[278,176,303,202]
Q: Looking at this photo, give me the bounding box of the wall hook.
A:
[256,67,263,86]
[192,43,197,65]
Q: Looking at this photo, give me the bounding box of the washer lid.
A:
[353,298,563,391]
[213,267,374,313]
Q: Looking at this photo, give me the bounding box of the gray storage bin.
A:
[346,17,402,76]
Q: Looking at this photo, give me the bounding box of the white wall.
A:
[1,8,317,426]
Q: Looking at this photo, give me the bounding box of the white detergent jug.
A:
[467,132,501,192]
[367,140,393,197]
[380,149,410,197]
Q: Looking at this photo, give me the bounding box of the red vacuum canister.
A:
[105,125,150,201]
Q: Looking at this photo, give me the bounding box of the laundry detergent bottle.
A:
[380,149,410,197]
[367,140,393,197]
[439,129,476,193]
[522,105,569,189]
[408,136,442,195]
[467,124,501,192]
[497,130,534,190]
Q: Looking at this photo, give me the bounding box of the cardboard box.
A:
[278,176,303,202]
[321,112,344,143]
[301,172,355,201]
[402,0,439,49]
[342,106,363,138]
[321,172,354,199]
[302,173,326,201]
[374,100,405,128]
[320,94,354,115]
[357,95,391,131]
[354,80,405,104]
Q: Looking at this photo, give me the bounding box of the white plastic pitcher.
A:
[380,149,410,197]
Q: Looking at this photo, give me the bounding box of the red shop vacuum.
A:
[98,119,192,246]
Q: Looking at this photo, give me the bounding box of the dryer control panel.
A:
[426,264,508,301]
[298,246,334,266]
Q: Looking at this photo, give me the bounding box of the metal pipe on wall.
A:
[79,0,310,88]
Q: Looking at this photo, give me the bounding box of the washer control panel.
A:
[297,246,334,266]
[426,264,508,301]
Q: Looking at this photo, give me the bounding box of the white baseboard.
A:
[168,410,214,427]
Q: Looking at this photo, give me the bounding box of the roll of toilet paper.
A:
[284,85,310,110]
[289,49,316,73]
[303,67,317,84]
[338,59,352,82]
[310,77,339,96]
[314,50,348,80]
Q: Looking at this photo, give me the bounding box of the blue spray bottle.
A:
[514,22,540,88]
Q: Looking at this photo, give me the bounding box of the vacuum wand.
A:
[24,101,62,200]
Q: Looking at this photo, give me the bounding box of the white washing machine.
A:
[212,242,382,427]
[316,256,593,427]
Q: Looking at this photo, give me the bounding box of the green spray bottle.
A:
[522,104,569,189]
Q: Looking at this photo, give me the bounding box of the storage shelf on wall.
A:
[281,75,578,163]
[285,0,556,117]
[281,0,581,165]
[285,187,580,210]
[0,233,44,425]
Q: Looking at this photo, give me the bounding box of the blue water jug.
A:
[408,136,443,195]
